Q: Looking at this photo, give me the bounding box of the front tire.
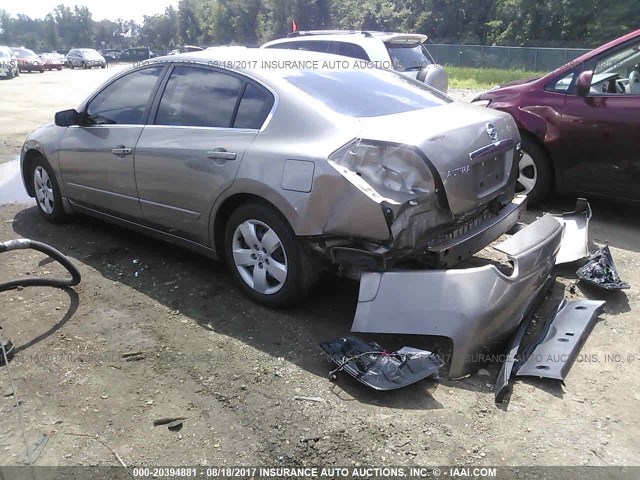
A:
[223,203,315,307]
[517,136,553,206]
[31,156,70,224]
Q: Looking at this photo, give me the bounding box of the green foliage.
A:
[447,65,547,89]
[0,1,637,53]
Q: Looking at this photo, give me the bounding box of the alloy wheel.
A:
[34,166,55,215]
[231,219,288,295]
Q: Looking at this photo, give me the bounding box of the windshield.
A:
[14,49,37,58]
[80,49,102,59]
[595,44,640,76]
[277,68,449,117]
[385,42,434,72]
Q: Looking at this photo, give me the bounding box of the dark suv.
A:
[473,28,640,204]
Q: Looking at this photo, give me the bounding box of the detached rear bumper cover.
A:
[351,214,563,378]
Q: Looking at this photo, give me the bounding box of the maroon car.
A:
[11,47,45,73]
[473,29,640,204]
[40,53,65,70]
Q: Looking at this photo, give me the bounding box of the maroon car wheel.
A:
[518,136,553,206]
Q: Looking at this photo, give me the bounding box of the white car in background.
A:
[0,46,19,79]
[262,30,448,93]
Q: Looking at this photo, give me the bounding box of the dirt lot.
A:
[0,67,639,474]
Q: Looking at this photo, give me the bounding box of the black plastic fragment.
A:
[0,339,14,366]
[319,337,442,391]
[576,246,629,290]
[494,275,556,403]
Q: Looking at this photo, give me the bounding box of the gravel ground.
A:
[0,66,638,476]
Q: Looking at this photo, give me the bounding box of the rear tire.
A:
[223,203,315,307]
[518,136,553,206]
[30,155,70,224]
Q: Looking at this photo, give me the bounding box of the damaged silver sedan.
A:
[21,48,524,307]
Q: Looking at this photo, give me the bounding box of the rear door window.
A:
[155,66,244,128]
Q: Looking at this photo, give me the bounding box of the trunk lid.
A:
[357,102,519,214]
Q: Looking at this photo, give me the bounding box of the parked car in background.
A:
[11,47,44,73]
[167,45,204,55]
[100,49,122,63]
[473,28,640,205]
[119,47,156,62]
[21,48,522,307]
[40,52,65,71]
[262,30,448,93]
[66,48,107,69]
[0,46,19,78]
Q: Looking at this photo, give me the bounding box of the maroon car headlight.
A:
[328,139,436,204]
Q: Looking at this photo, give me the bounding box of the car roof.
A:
[264,31,428,47]
[286,30,428,42]
[153,47,365,69]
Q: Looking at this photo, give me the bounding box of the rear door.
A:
[58,65,165,217]
[134,64,275,244]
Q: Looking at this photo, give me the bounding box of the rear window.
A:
[385,43,434,72]
[278,68,449,117]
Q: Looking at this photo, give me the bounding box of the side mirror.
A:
[576,70,593,97]
[54,109,80,127]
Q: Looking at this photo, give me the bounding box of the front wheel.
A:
[31,156,70,224]
[223,203,315,307]
[517,136,553,206]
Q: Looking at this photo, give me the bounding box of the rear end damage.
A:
[313,135,523,274]
[351,214,564,378]
[348,197,606,388]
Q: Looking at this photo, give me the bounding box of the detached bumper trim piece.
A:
[515,299,605,381]
[352,213,563,378]
[552,198,592,264]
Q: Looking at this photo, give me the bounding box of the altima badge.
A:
[486,123,498,141]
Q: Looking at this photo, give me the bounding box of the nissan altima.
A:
[21,48,524,307]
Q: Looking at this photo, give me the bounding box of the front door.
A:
[58,66,165,218]
[556,37,640,201]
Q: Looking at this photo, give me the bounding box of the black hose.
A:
[0,239,81,292]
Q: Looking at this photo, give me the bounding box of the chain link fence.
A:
[429,44,590,72]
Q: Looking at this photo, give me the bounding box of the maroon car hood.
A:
[496,77,540,89]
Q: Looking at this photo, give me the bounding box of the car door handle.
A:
[112,146,132,156]
[206,149,237,161]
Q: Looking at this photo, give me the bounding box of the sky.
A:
[1,0,181,22]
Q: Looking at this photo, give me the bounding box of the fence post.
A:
[534,48,538,71]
